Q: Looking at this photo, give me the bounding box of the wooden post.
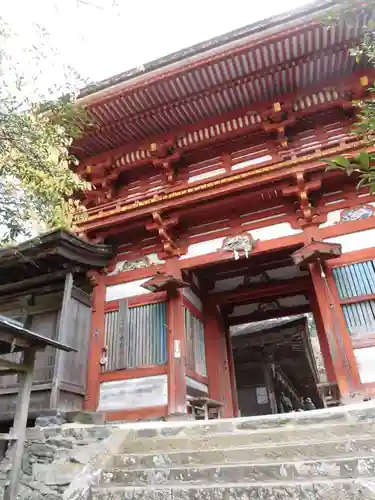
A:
[309,261,360,398]
[84,272,106,411]
[224,327,239,417]
[50,272,73,409]
[203,301,234,418]
[310,293,336,383]
[263,363,278,414]
[166,260,187,417]
[4,348,36,500]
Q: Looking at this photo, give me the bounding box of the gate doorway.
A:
[231,315,324,417]
[190,244,331,418]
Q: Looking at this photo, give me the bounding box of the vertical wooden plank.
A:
[50,273,73,410]
[84,273,106,411]
[224,326,239,417]
[263,364,278,414]
[166,259,187,417]
[117,299,129,369]
[309,293,336,384]
[4,347,36,500]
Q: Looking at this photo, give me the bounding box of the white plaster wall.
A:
[188,168,226,183]
[324,228,375,253]
[319,210,342,228]
[106,278,151,302]
[354,347,375,384]
[231,155,272,171]
[179,237,225,260]
[250,223,302,241]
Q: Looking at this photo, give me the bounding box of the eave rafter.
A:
[82,37,356,146]
[77,70,374,197]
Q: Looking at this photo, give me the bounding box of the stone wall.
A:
[0,417,118,500]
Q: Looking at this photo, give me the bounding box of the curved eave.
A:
[0,229,112,269]
[78,0,336,103]
[72,0,373,160]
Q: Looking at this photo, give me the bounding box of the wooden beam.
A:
[50,272,73,409]
[0,270,67,295]
[4,347,36,500]
[213,276,311,306]
[227,305,311,325]
[0,359,29,374]
[76,139,369,235]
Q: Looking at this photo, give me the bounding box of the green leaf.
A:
[334,156,351,168]
[357,151,370,170]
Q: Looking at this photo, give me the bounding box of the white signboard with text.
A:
[98,374,168,411]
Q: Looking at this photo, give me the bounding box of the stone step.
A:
[120,405,375,442]
[112,436,375,469]
[120,422,375,454]
[102,456,375,486]
[92,478,375,500]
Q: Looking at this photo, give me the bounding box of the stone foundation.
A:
[0,421,116,500]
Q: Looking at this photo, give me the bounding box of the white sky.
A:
[2,0,310,87]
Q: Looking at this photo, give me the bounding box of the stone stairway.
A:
[92,404,375,499]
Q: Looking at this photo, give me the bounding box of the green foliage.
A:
[324,152,375,193]
[0,17,91,244]
[324,1,375,188]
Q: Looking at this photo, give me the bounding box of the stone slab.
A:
[92,478,375,500]
[102,457,375,486]
[112,436,375,469]
[120,422,375,454]
[32,463,84,486]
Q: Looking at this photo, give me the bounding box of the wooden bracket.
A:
[146,211,181,258]
[282,172,322,227]
[87,270,102,287]
[150,139,181,184]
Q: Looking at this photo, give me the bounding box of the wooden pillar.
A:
[4,348,36,500]
[224,327,239,417]
[166,259,187,417]
[84,272,106,411]
[203,301,234,418]
[310,293,336,384]
[50,272,73,410]
[263,363,278,414]
[309,261,360,398]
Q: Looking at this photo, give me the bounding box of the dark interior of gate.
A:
[192,245,326,417]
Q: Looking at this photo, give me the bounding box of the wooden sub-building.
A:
[2,0,375,422]
[0,230,111,422]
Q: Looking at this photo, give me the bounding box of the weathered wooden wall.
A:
[0,284,92,420]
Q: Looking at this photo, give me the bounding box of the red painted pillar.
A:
[166,259,187,417]
[310,293,336,384]
[309,261,360,398]
[203,300,234,417]
[225,327,239,417]
[84,272,106,411]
